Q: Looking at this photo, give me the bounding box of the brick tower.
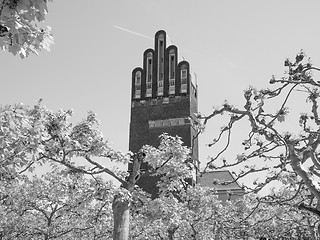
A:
[129,30,199,196]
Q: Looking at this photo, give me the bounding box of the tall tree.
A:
[0,101,194,240]
[199,51,320,216]
[0,170,114,239]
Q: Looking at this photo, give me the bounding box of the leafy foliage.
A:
[0,0,54,58]
[4,55,320,239]
[0,170,114,239]
[130,182,320,239]
[130,186,222,240]
[143,134,193,195]
[0,101,130,183]
[0,101,198,240]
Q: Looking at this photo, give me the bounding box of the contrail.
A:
[113,25,153,40]
[113,25,194,63]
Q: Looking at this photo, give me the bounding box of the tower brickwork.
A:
[129,30,199,196]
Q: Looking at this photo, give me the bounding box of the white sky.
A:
[1,0,320,186]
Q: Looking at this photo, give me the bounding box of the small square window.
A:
[181,78,187,84]
[178,118,185,125]
[151,99,157,105]
[181,69,187,79]
[163,120,171,127]
[135,71,141,85]
[135,92,141,99]
[181,84,187,93]
[169,86,175,95]
[163,97,169,104]
[146,88,152,97]
[158,89,163,96]
[171,118,179,125]
[149,121,156,128]
[155,121,163,127]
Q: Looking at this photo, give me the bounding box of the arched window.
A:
[169,49,176,95]
[146,52,153,97]
[180,65,188,93]
[134,71,141,99]
[157,34,165,96]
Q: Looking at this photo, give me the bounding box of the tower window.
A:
[169,51,176,95]
[158,35,164,84]
[181,67,187,93]
[134,71,141,99]
[146,53,153,97]
[181,69,187,80]
[149,121,156,128]
[171,118,179,125]
[163,120,171,126]
[155,121,163,128]
[158,80,164,96]
[135,71,141,85]
[157,35,165,97]
[147,57,153,82]
[169,54,175,80]
[178,118,185,125]
[169,79,175,95]
[163,97,169,104]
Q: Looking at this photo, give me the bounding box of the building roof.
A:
[199,170,243,191]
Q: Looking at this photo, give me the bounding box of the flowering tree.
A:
[130,178,319,240]
[0,169,114,239]
[128,135,220,239]
[0,101,132,239]
[219,188,319,239]
[199,51,320,217]
[130,186,222,240]
[3,99,320,239]
[0,101,195,240]
[0,0,54,58]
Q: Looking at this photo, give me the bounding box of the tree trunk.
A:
[168,226,178,240]
[112,152,144,240]
[214,226,222,240]
[308,220,317,240]
[112,195,130,240]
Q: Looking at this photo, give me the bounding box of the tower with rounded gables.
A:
[129,30,199,196]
